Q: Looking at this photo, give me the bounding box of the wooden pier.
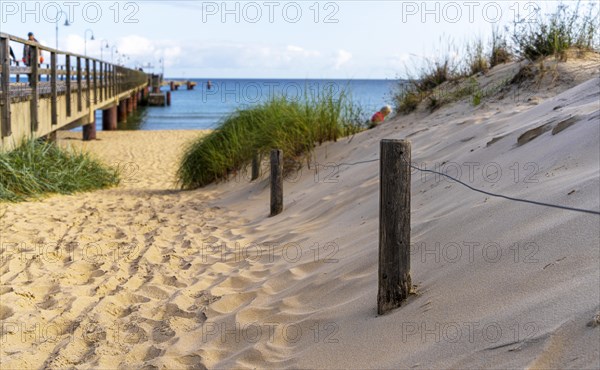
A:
[0,32,150,151]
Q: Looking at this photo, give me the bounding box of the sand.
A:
[1,57,599,369]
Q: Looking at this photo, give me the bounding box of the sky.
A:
[0,1,590,78]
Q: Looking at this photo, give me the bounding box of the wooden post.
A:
[98,62,103,102]
[82,114,96,141]
[104,63,109,100]
[76,57,82,112]
[93,60,97,104]
[112,66,117,96]
[0,36,11,137]
[251,153,260,181]
[166,91,171,106]
[85,58,91,107]
[65,56,71,116]
[378,139,411,315]
[30,46,39,131]
[103,105,117,130]
[50,51,57,126]
[270,149,283,217]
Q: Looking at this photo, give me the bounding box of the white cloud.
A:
[116,35,156,58]
[59,33,360,77]
[333,49,352,69]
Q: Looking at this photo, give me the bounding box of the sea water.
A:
[86,78,402,131]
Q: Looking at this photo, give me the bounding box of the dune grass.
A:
[393,1,598,115]
[0,139,120,202]
[512,1,599,61]
[178,90,364,189]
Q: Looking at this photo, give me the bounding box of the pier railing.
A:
[0,32,147,151]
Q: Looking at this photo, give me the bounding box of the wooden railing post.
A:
[93,60,97,104]
[112,65,117,97]
[98,62,103,102]
[378,139,412,315]
[76,57,82,112]
[0,36,11,137]
[104,63,109,99]
[85,58,91,108]
[50,51,57,126]
[270,149,283,216]
[30,46,39,131]
[65,56,71,116]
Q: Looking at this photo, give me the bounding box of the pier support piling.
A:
[126,97,133,114]
[166,91,171,106]
[103,106,117,130]
[118,100,128,123]
[83,115,97,141]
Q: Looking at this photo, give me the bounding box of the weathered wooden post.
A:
[50,51,57,127]
[0,36,12,138]
[76,57,82,112]
[65,56,71,117]
[166,91,171,106]
[251,153,260,181]
[378,139,411,315]
[85,59,91,108]
[270,149,283,216]
[30,46,39,131]
[93,60,98,104]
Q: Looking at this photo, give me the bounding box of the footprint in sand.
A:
[36,296,58,310]
[143,345,164,361]
[0,305,14,320]
[151,322,176,343]
[138,285,170,300]
[175,355,206,370]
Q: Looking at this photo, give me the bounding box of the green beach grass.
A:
[394,1,599,114]
[178,90,364,189]
[0,139,120,202]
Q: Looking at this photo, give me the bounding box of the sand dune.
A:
[1,58,599,369]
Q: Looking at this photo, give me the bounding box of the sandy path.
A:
[0,130,233,369]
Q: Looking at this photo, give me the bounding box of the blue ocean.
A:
[84,78,401,131]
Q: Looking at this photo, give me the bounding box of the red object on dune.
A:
[371,111,385,123]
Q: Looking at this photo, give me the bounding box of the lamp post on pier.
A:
[84,29,95,56]
[55,11,70,50]
[100,40,109,61]
[111,46,119,64]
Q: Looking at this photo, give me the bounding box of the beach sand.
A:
[1,57,599,369]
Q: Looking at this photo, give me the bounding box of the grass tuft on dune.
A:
[0,139,120,202]
[178,90,364,189]
[394,1,600,115]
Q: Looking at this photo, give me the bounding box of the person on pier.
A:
[22,32,43,66]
